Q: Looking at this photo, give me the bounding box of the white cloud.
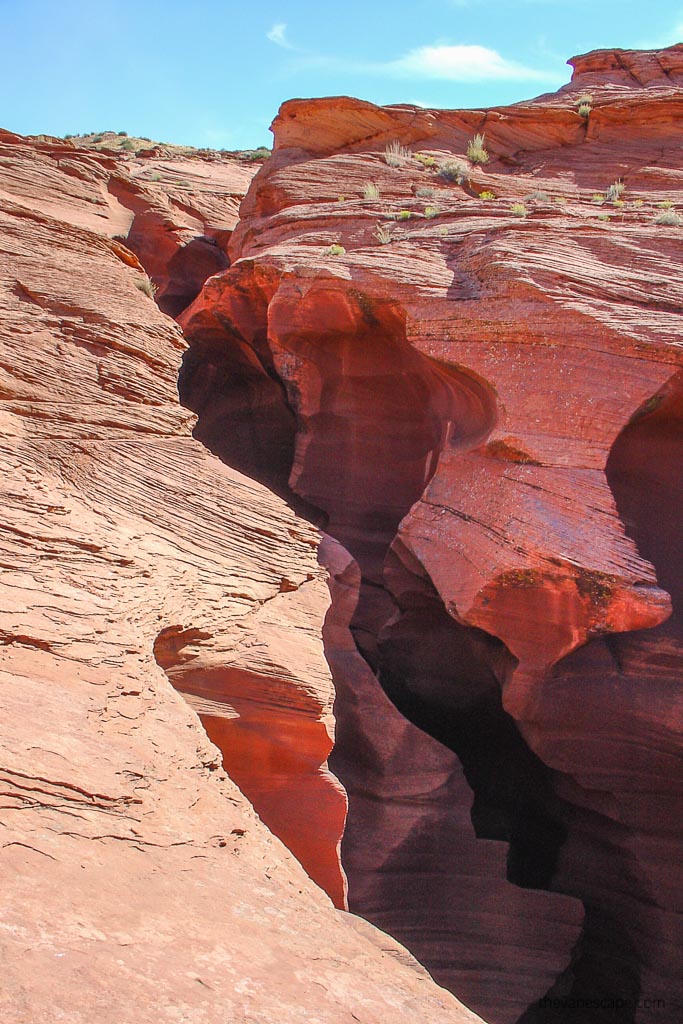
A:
[290,43,563,84]
[267,23,293,49]
[387,44,558,82]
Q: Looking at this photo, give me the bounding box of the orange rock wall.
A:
[0,129,484,1023]
[179,45,683,1022]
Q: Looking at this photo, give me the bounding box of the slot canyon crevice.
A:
[102,52,682,1024]
[151,240,678,1021]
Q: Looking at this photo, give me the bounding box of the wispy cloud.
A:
[267,23,293,49]
[386,44,557,82]
[292,43,562,84]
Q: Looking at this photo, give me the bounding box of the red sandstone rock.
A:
[179,45,683,1022]
[323,536,584,1024]
[0,131,481,1024]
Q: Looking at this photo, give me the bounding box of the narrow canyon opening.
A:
[170,272,585,1023]
[130,238,680,1023]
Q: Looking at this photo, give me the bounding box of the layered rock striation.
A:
[0,130,482,1023]
[177,45,683,1023]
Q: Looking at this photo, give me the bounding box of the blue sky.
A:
[1,0,681,149]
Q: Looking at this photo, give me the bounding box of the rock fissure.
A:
[6,52,679,1024]
[166,60,682,1021]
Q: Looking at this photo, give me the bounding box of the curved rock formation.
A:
[178,44,683,1023]
[0,129,482,1023]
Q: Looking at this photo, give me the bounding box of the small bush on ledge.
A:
[363,182,380,200]
[479,191,496,200]
[655,210,682,226]
[438,160,467,184]
[511,203,528,218]
[466,133,489,164]
[424,206,440,219]
[326,243,346,256]
[577,94,592,117]
[384,141,412,167]
[606,181,625,203]
[373,224,394,244]
[135,276,157,299]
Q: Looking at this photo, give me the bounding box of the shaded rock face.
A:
[0,129,488,1024]
[178,45,683,1024]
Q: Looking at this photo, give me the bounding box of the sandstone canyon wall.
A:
[177,45,682,1023]
[0,129,481,1023]
[0,43,681,1024]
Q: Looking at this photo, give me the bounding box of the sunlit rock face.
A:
[179,44,683,1023]
[0,128,485,1024]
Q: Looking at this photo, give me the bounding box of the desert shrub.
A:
[337,195,346,202]
[578,103,592,118]
[479,191,495,200]
[397,210,411,220]
[527,191,549,203]
[578,92,593,105]
[326,243,346,255]
[414,153,437,168]
[658,199,674,209]
[466,133,489,164]
[135,276,157,299]
[606,181,625,202]
[511,202,528,217]
[438,160,467,184]
[92,134,104,143]
[120,139,135,151]
[597,213,611,222]
[385,140,412,167]
[612,199,625,208]
[117,131,128,137]
[591,193,605,204]
[424,206,439,219]
[149,171,163,182]
[363,182,380,200]
[553,196,568,204]
[416,186,435,197]
[655,210,682,226]
[244,147,270,162]
[373,224,394,244]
